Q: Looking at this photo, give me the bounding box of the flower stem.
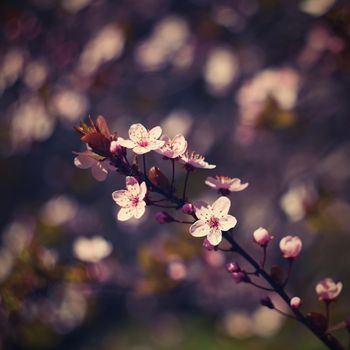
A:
[170,159,175,193]
[182,170,191,201]
[222,231,344,350]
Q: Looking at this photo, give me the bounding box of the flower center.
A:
[208,216,220,229]
[131,196,140,207]
[138,140,149,147]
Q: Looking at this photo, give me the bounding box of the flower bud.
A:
[253,227,274,246]
[182,203,194,215]
[315,278,343,302]
[260,296,274,309]
[232,271,250,283]
[155,211,174,224]
[226,261,240,273]
[290,296,302,309]
[203,238,215,251]
[279,235,302,259]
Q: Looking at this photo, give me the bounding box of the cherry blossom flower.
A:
[253,227,274,246]
[179,151,216,170]
[155,134,188,158]
[290,297,302,309]
[279,235,302,259]
[73,236,113,263]
[112,176,147,221]
[117,123,165,155]
[315,278,343,302]
[74,150,115,181]
[189,196,237,245]
[205,176,248,193]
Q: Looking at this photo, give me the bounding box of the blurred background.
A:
[0,0,350,349]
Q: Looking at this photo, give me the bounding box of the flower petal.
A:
[134,201,146,219]
[212,196,231,217]
[219,215,237,231]
[149,126,162,140]
[74,154,95,169]
[229,178,249,192]
[91,162,108,181]
[129,123,147,142]
[112,190,131,206]
[117,207,134,221]
[193,201,212,221]
[189,220,210,237]
[117,137,135,149]
[204,176,218,188]
[139,182,147,199]
[126,176,140,195]
[132,145,151,154]
[207,228,222,245]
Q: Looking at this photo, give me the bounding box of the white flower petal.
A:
[212,196,231,217]
[134,201,146,219]
[149,126,162,140]
[112,190,131,206]
[117,207,134,221]
[193,201,212,221]
[126,176,140,195]
[133,145,151,154]
[219,215,237,231]
[139,182,147,199]
[189,220,210,237]
[229,178,249,192]
[117,137,135,149]
[204,176,218,188]
[207,228,222,245]
[129,123,148,142]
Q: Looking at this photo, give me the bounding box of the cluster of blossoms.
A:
[74,116,346,350]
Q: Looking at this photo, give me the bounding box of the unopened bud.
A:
[155,211,174,224]
[232,271,250,283]
[226,261,240,273]
[203,238,215,251]
[261,296,274,309]
[110,140,122,155]
[182,203,194,215]
[253,227,274,246]
[290,296,302,309]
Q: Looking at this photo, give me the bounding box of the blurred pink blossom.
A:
[315,278,343,302]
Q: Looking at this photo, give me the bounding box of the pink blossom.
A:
[205,176,248,193]
[74,150,115,181]
[253,227,274,246]
[110,140,122,155]
[117,123,165,155]
[279,235,302,259]
[179,151,216,170]
[315,278,343,302]
[290,297,302,309]
[112,176,147,221]
[155,134,187,158]
[189,196,237,245]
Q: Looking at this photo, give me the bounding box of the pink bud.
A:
[203,238,215,251]
[226,261,240,273]
[182,203,193,215]
[110,140,122,154]
[155,211,174,224]
[253,227,274,246]
[232,271,250,283]
[279,235,302,259]
[315,278,343,302]
[290,296,302,309]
